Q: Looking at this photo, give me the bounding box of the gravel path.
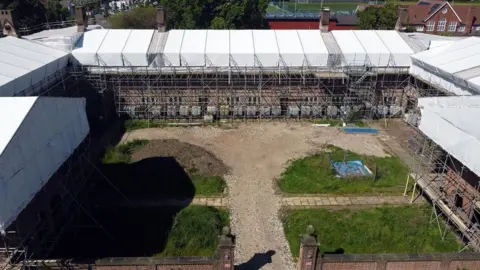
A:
[122,123,387,270]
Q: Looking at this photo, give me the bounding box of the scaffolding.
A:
[72,51,412,123]
[405,128,480,252]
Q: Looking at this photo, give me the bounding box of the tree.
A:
[108,5,156,29]
[357,4,398,30]
[0,0,70,28]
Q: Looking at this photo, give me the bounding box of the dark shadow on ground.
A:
[235,250,276,270]
[47,156,195,259]
[324,248,345,255]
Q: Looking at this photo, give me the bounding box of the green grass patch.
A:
[282,206,464,257]
[282,2,359,12]
[278,145,408,194]
[125,119,168,131]
[191,175,226,195]
[156,206,229,257]
[103,139,149,164]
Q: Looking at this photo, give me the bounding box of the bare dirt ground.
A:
[131,139,229,176]
[122,122,387,270]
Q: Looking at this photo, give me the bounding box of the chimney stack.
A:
[156,7,166,32]
[75,6,87,33]
[0,10,19,38]
[320,8,330,33]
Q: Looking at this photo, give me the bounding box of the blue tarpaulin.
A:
[343,127,378,134]
[331,160,372,178]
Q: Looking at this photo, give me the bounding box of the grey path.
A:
[282,195,423,208]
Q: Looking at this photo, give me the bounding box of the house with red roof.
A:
[398,0,480,35]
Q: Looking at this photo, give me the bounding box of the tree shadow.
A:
[235,250,276,270]
[324,248,345,255]
[47,156,195,259]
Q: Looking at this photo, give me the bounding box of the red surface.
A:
[268,20,319,29]
[328,21,357,30]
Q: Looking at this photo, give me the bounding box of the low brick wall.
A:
[316,253,480,270]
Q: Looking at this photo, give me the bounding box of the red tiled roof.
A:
[405,2,480,25]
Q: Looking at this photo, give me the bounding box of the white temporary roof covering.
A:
[0,37,69,96]
[180,30,207,67]
[72,29,109,66]
[122,29,155,66]
[297,30,329,67]
[418,96,480,177]
[253,30,279,67]
[229,30,255,67]
[72,29,155,67]
[163,30,185,66]
[205,30,229,67]
[353,31,390,67]
[275,30,305,67]
[331,30,366,66]
[97,29,132,66]
[375,30,414,67]
[410,37,480,95]
[0,96,89,232]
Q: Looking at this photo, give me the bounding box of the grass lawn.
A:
[278,145,408,194]
[282,2,359,12]
[156,205,229,257]
[103,140,226,195]
[282,206,464,257]
[124,119,168,131]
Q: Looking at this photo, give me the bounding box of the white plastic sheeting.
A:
[418,96,480,177]
[163,30,185,66]
[123,30,155,67]
[205,30,229,67]
[375,30,414,67]
[410,37,480,95]
[297,30,329,67]
[72,29,109,66]
[275,30,305,67]
[180,30,207,66]
[253,30,279,67]
[0,96,89,232]
[331,30,366,66]
[72,29,155,67]
[97,30,132,66]
[229,30,255,67]
[353,31,390,67]
[0,37,69,96]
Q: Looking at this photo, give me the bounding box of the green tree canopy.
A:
[0,0,70,28]
[108,0,269,29]
[357,4,398,30]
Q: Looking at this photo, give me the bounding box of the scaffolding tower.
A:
[405,128,480,252]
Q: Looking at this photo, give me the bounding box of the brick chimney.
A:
[320,8,330,33]
[396,7,408,31]
[156,7,166,32]
[75,6,87,33]
[0,10,19,38]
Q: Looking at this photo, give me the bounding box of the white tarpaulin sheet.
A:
[97,29,132,66]
[410,37,480,95]
[72,29,109,66]
[205,30,229,67]
[252,30,279,67]
[275,30,304,67]
[418,96,480,177]
[331,30,366,66]
[230,30,255,67]
[0,97,89,232]
[122,29,155,67]
[181,30,207,67]
[0,37,69,96]
[163,30,185,66]
[353,31,390,67]
[376,30,414,67]
[297,30,329,67]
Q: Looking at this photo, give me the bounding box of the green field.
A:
[278,145,408,194]
[268,1,480,13]
[282,206,464,257]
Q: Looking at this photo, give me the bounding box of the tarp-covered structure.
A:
[72,29,416,69]
[418,96,480,177]
[410,37,480,95]
[72,29,155,67]
[0,37,70,96]
[0,97,89,233]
